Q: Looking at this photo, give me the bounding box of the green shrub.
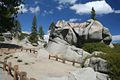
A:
[43,42,47,48]
[17,59,22,62]
[24,62,29,65]
[18,33,29,40]
[14,56,18,59]
[4,56,10,59]
[82,43,111,53]
[82,42,120,80]
[4,53,10,55]
[0,36,5,42]
[28,33,38,44]
[101,52,120,80]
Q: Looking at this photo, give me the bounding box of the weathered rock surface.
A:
[55,19,112,46]
[84,57,108,73]
[44,67,109,80]
[47,37,91,63]
[47,19,112,63]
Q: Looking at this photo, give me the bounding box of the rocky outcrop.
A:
[47,19,112,63]
[47,37,91,63]
[55,19,112,47]
[84,57,108,73]
[44,67,110,80]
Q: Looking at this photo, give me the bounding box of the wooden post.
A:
[33,50,35,54]
[19,71,28,80]
[49,54,51,59]
[56,55,58,61]
[14,65,18,80]
[8,62,12,75]
[21,48,23,51]
[26,49,27,52]
[3,62,6,71]
[62,59,65,63]
[72,60,75,66]
[3,59,7,71]
[8,48,10,51]
[30,49,31,53]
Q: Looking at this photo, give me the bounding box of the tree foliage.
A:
[29,16,38,44]
[18,32,29,40]
[49,22,55,31]
[0,0,23,33]
[91,7,96,20]
[82,43,120,80]
[38,26,44,39]
[11,20,22,38]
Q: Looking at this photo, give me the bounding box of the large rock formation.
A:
[84,57,108,73]
[47,19,112,62]
[56,19,112,46]
[44,67,110,80]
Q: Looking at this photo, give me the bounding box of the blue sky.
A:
[17,0,120,42]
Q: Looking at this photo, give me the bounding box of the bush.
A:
[28,33,38,45]
[14,56,18,59]
[43,42,47,48]
[82,43,111,53]
[18,33,29,40]
[0,36,5,42]
[17,59,23,62]
[24,62,29,65]
[103,52,120,80]
[4,53,10,55]
[82,42,120,80]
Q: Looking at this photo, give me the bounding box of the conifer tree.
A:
[91,7,96,20]
[38,26,44,39]
[12,20,22,38]
[0,0,23,33]
[29,16,38,44]
[49,22,55,31]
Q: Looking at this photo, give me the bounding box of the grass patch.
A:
[14,57,18,59]
[82,43,120,80]
[4,53,10,55]
[17,59,23,62]
[9,55,13,57]
[4,56,10,59]
[0,36,5,42]
[24,62,29,65]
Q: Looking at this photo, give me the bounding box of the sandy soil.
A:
[0,48,80,80]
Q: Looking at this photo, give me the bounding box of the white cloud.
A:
[70,0,114,15]
[18,4,28,13]
[69,18,81,22]
[56,0,77,4]
[29,6,40,14]
[49,10,53,14]
[57,5,64,10]
[42,10,53,16]
[112,35,120,41]
[114,10,120,14]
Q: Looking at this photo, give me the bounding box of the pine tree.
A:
[29,16,38,44]
[49,22,56,35]
[32,16,37,34]
[15,20,22,33]
[12,20,22,38]
[0,0,23,33]
[49,22,55,31]
[91,7,96,20]
[38,26,44,39]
